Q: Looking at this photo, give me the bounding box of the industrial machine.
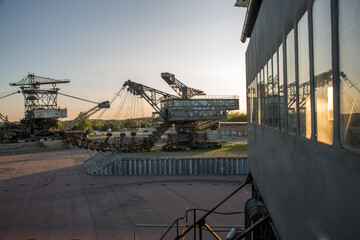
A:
[4,73,70,140]
[64,72,239,152]
[123,72,239,151]
[1,72,238,152]
[1,73,110,142]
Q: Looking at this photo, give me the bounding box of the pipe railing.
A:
[134,224,245,240]
[160,175,252,240]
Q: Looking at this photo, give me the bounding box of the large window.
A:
[248,82,252,123]
[264,64,269,126]
[248,78,257,123]
[253,77,258,123]
[298,12,311,139]
[279,44,285,130]
[273,51,279,128]
[268,59,274,127]
[339,0,360,150]
[246,0,359,151]
[286,29,297,133]
[261,69,265,124]
[313,0,333,145]
[258,72,262,124]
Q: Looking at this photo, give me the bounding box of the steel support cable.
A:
[118,91,130,120]
[133,97,137,120]
[114,93,124,120]
[124,95,131,121]
[341,81,358,135]
[114,90,129,120]
[131,94,136,128]
[0,90,17,95]
[59,92,99,104]
[98,87,124,118]
[123,95,130,120]
[133,93,136,119]
[133,96,137,120]
[136,97,140,119]
[136,97,141,119]
[341,71,360,94]
[125,94,133,121]
[110,86,125,104]
[141,98,145,118]
[342,81,359,113]
[0,91,20,100]
[113,90,125,119]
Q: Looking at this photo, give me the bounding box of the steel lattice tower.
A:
[9,73,70,138]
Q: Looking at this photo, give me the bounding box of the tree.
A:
[223,112,247,122]
[55,121,64,130]
[92,120,105,131]
[74,112,93,133]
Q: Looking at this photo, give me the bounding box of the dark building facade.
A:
[242,0,360,239]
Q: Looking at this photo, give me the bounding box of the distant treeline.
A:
[58,117,155,132]
[222,112,247,122]
[57,112,247,132]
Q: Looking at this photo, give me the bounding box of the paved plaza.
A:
[0,149,250,240]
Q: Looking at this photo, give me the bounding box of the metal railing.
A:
[192,95,239,99]
[133,224,244,240]
[160,175,252,240]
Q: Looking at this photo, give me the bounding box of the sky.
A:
[0,0,248,121]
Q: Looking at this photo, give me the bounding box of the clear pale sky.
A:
[0,0,248,121]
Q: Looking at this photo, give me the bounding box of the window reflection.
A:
[268,59,273,127]
[247,83,252,123]
[339,0,360,150]
[264,64,269,126]
[248,78,256,123]
[261,69,265,124]
[298,12,311,139]
[253,77,258,123]
[287,29,297,133]
[273,51,279,128]
[313,0,333,145]
[279,44,285,130]
[258,72,262,124]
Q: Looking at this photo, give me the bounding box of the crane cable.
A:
[98,86,125,119]
[0,91,20,100]
[58,92,99,104]
[114,90,129,120]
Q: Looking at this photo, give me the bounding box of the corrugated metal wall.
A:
[83,152,248,176]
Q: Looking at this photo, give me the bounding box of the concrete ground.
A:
[0,149,250,240]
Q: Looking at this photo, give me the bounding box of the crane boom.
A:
[61,101,110,131]
[123,80,177,119]
[161,72,205,99]
[9,73,70,87]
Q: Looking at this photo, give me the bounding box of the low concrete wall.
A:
[0,141,72,156]
[83,152,248,176]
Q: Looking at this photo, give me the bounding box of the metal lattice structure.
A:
[123,73,238,151]
[161,72,205,99]
[123,80,177,117]
[9,73,70,139]
[10,73,70,117]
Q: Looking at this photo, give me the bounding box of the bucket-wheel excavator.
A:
[64,72,239,153]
